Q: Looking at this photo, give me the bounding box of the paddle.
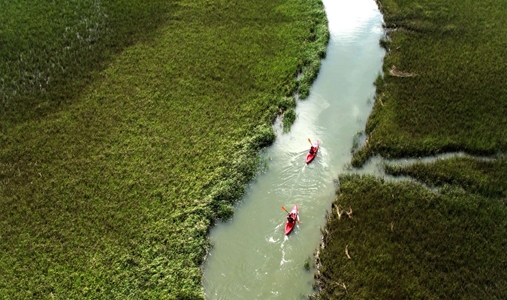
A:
[281,206,301,224]
[308,138,312,145]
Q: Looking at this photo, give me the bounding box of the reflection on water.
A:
[327,0,382,38]
[203,0,385,299]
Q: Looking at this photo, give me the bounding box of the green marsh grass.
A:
[353,0,507,166]
[0,0,177,129]
[0,0,328,298]
[384,156,507,198]
[314,175,507,299]
[316,0,507,298]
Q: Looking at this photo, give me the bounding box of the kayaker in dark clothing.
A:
[287,214,295,223]
[309,146,315,155]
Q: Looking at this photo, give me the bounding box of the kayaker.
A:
[287,214,295,223]
[309,146,315,155]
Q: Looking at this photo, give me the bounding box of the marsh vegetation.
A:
[315,175,507,299]
[315,0,507,298]
[0,0,328,298]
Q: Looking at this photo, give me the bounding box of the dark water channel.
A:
[203,0,385,298]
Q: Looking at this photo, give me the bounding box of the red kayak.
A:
[285,204,299,235]
[305,140,319,164]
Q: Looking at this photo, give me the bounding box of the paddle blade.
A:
[281,206,289,214]
[308,138,312,144]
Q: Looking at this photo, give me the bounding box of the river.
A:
[203,0,385,298]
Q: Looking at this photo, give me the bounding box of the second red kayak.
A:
[285,204,299,235]
[306,140,319,164]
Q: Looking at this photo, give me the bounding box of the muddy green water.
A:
[203,0,385,298]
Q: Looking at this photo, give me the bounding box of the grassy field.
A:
[0,0,177,129]
[352,0,507,166]
[0,0,328,298]
[314,175,507,299]
[314,0,507,298]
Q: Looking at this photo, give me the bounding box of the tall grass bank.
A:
[0,0,328,298]
[314,0,507,298]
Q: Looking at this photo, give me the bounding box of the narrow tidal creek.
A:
[203,0,385,298]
